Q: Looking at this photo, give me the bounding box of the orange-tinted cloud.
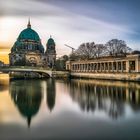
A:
[0,46,10,64]
[0,54,9,64]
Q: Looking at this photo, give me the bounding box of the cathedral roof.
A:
[10,19,45,53]
[17,19,40,41]
[17,28,40,41]
[47,36,55,46]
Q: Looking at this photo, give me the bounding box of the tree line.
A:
[70,39,133,60]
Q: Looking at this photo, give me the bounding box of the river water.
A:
[0,74,140,140]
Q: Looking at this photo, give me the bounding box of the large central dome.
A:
[18,28,40,41]
[11,19,44,53]
[17,20,40,41]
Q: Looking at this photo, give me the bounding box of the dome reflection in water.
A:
[9,79,43,127]
[9,78,56,128]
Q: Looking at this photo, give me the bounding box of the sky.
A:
[0,0,140,63]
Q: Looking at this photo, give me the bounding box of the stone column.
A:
[100,63,102,71]
[74,64,75,71]
[116,62,118,72]
[81,64,83,72]
[107,62,109,72]
[85,64,87,72]
[111,62,113,72]
[126,61,129,72]
[103,63,105,72]
[91,63,93,72]
[135,59,139,72]
[83,64,85,72]
[93,63,95,72]
[138,60,140,72]
[121,61,123,72]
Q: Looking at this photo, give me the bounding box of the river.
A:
[0,74,140,140]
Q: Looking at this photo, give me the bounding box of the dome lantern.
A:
[27,18,31,28]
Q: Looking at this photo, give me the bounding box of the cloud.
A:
[0,0,68,17]
[0,46,10,56]
[0,0,140,62]
[0,46,10,49]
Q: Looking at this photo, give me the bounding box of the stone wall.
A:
[70,72,140,81]
[52,71,70,78]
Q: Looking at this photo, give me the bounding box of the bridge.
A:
[0,66,70,78]
[0,66,53,78]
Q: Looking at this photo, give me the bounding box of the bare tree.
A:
[94,44,106,58]
[73,42,106,59]
[105,39,132,56]
[74,42,95,59]
[69,39,132,60]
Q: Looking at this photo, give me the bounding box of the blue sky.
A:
[0,0,140,59]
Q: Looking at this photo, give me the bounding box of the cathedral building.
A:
[9,20,56,68]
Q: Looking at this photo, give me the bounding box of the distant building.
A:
[9,19,56,68]
[66,54,140,73]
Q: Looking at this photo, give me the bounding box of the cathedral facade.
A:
[9,20,56,68]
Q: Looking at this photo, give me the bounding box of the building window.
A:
[95,63,97,70]
[75,64,78,70]
[129,61,135,71]
[123,61,126,70]
[72,65,74,70]
[109,62,112,70]
[88,64,90,70]
[113,62,116,70]
[101,63,104,70]
[105,63,108,70]
[98,63,100,70]
[85,64,88,70]
[118,62,121,70]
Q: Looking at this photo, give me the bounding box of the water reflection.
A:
[9,79,42,127]
[46,79,56,112]
[68,80,140,119]
[9,78,56,127]
[0,74,9,92]
[1,74,140,139]
[7,77,140,122]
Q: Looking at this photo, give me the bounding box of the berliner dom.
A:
[9,19,56,68]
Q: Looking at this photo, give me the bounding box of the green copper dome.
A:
[17,19,40,41]
[11,20,44,53]
[47,37,55,46]
[18,28,40,41]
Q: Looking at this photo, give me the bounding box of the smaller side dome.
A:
[47,36,55,46]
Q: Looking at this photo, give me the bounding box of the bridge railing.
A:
[0,66,52,70]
